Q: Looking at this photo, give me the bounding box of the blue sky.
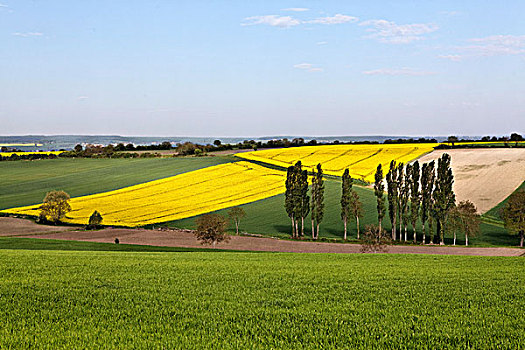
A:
[1,1,524,137]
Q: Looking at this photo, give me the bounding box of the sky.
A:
[1,0,524,137]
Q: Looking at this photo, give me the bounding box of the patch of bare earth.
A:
[5,218,522,257]
[0,217,74,236]
[417,149,525,213]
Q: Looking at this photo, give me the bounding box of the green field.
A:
[170,179,513,246]
[483,181,525,223]
[0,156,516,246]
[0,156,234,209]
[0,250,523,349]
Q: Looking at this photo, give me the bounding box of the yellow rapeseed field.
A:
[0,151,63,157]
[1,161,287,227]
[236,143,438,182]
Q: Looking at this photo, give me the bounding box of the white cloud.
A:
[441,35,525,60]
[307,14,358,25]
[464,35,525,56]
[242,15,300,28]
[439,11,461,17]
[0,3,8,7]
[359,19,438,44]
[294,63,323,72]
[363,68,436,76]
[242,13,357,28]
[438,54,462,61]
[12,32,43,37]
[316,41,327,45]
[77,96,89,100]
[281,8,309,12]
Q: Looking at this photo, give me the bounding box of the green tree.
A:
[395,162,405,239]
[311,163,324,239]
[501,190,525,247]
[448,200,480,246]
[88,210,103,229]
[285,166,297,237]
[409,161,421,243]
[194,214,229,248]
[349,191,364,239]
[447,136,459,147]
[386,160,398,240]
[340,169,353,240]
[420,161,435,244]
[432,153,455,245]
[40,190,71,223]
[228,207,246,235]
[298,168,310,237]
[400,163,411,242]
[374,164,385,231]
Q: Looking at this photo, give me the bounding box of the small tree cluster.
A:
[39,190,71,224]
[285,161,310,238]
[194,214,229,248]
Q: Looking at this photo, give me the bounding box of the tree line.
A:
[283,153,524,246]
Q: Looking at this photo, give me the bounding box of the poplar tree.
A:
[420,161,435,244]
[285,166,297,237]
[374,164,385,231]
[298,168,310,237]
[386,160,398,240]
[400,164,411,242]
[409,161,421,243]
[395,163,405,239]
[432,153,455,245]
[350,191,364,239]
[311,163,324,239]
[311,166,318,239]
[340,169,353,240]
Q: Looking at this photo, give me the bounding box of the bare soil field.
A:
[417,148,525,213]
[0,217,74,236]
[3,218,522,257]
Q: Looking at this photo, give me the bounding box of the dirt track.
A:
[3,218,523,257]
[417,148,525,213]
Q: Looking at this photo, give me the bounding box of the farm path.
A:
[417,148,525,213]
[5,218,522,257]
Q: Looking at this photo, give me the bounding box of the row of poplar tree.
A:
[285,153,461,245]
[374,153,458,245]
[285,161,363,240]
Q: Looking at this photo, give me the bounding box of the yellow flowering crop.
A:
[235,143,439,182]
[1,161,286,227]
[0,151,63,157]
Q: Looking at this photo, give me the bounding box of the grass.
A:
[0,250,523,349]
[483,181,525,222]
[169,179,516,246]
[0,156,234,209]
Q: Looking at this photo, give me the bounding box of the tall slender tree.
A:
[374,164,386,231]
[285,166,297,237]
[400,164,411,241]
[396,163,405,239]
[340,169,353,240]
[311,166,318,239]
[311,163,325,239]
[409,161,421,243]
[420,161,435,244]
[298,168,310,237]
[386,160,398,240]
[350,191,364,239]
[432,153,455,245]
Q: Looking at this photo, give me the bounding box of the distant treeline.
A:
[1,133,522,161]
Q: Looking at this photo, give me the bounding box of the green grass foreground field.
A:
[0,156,234,209]
[0,250,523,349]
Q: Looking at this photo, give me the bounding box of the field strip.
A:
[236,143,439,182]
[1,161,288,227]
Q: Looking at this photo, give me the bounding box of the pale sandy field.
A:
[417,148,525,213]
